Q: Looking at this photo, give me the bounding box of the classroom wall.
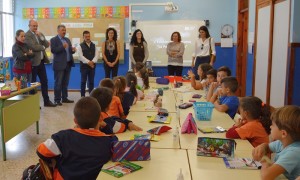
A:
[14,0,239,90]
[291,0,300,105]
[245,0,256,96]
[291,0,300,42]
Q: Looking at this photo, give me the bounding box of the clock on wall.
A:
[221,24,234,38]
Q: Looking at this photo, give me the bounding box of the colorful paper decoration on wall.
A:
[23,6,129,19]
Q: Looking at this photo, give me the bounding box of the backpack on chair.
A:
[22,159,53,180]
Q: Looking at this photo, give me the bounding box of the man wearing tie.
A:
[25,19,56,107]
[50,24,76,106]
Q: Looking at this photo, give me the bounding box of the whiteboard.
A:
[254,6,271,103]
[270,0,290,107]
[136,20,205,66]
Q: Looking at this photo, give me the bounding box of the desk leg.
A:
[0,100,6,161]
[36,121,39,134]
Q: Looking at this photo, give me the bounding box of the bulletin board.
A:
[37,18,124,63]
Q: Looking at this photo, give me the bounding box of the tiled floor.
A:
[0,91,82,179]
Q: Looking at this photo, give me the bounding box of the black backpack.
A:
[22,163,45,180]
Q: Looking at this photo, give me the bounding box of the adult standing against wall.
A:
[129,29,149,70]
[25,19,56,107]
[102,28,120,78]
[50,24,76,106]
[12,29,34,86]
[192,26,216,80]
[77,30,99,97]
[166,31,185,76]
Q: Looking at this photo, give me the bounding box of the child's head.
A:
[99,78,114,91]
[217,66,231,83]
[197,63,212,80]
[126,72,138,97]
[206,69,217,84]
[90,87,113,113]
[220,76,238,95]
[270,106,300,142]
[113,76,126,100]
[139,68,150,89]
[134,62,145,73]
[239,96,272,134]
[73,97,101,129]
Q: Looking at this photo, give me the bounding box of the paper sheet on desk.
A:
[172,86,192,93]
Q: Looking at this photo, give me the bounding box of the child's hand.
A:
[211,82,219,89]
[187,70,195,78]
[128,122,143,131]
[234,118,247,127]
[252,143,268,161]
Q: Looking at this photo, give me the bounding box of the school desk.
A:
[187,149,260,180]
[121,111,180,149]
[97,149,191,180]
[0,83,40,160]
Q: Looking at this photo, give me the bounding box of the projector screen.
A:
[136,20,205,66]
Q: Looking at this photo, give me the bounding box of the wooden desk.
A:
[121,112,180,149]
[0,84,40,160]
[188,149,260,180]
[97,149,191,180]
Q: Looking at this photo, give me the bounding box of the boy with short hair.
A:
[37,97,117,179]
[252,106,300,180]
[204,68,217,99]
[90,87,142,134]
[210,76,239,119]
[206,66,231,101]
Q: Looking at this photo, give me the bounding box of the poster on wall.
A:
[23,6,129,19]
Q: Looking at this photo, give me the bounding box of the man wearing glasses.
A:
[25,19,56,107]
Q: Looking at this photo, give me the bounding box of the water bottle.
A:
[177,168,184,180]
[176,106,180,121]
[173,126,179,142]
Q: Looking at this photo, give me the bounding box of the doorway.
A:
[236,0,249,97]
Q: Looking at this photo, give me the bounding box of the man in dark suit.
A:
[25,19,56,107]
[50,24,76,105]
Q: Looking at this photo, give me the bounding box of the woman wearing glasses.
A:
[166,31,185,76]
[191,26,216,80]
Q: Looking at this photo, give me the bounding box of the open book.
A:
[102,160,142,178]
[148,115,172,124]
[223,157,262,169]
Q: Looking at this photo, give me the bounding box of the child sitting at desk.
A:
[99,78,126,119]
[226,96,272,147]
[206,66,231,101]
[113,76,135,116]
[209,76,239,119]
[125,72,144,102]
[187,63,212,90]
[90,87,142,134]
[252,106,300,180]
[134,62,150,90]
[203,68,217,99]
[37,97,117,179]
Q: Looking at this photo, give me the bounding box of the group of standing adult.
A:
[11,20,216,105]
[129,26,216,79]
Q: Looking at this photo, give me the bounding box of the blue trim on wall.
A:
[246,53,254,96]
[292,47,300,105]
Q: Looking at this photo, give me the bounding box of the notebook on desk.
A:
[197,137,236,158]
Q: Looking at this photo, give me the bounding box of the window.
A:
[0,0,14,57]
